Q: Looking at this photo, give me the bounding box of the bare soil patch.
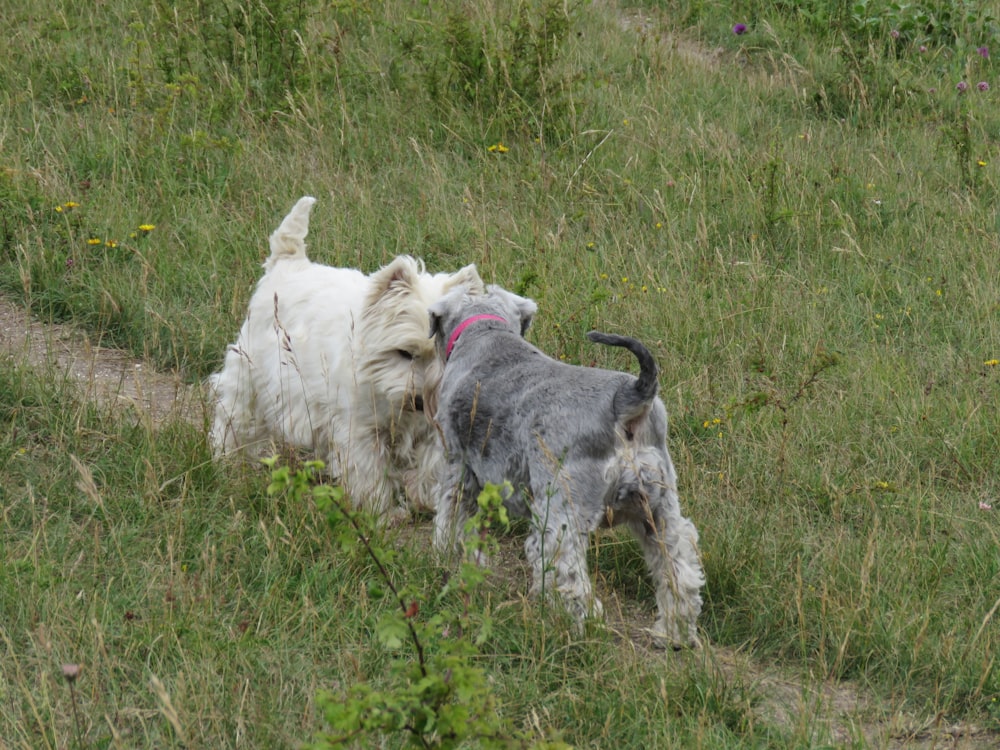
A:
[0,294,205,425]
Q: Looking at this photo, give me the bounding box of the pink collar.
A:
[446,314,508,359]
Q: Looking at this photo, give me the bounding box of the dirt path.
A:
[0,294,994,748]
[0,295,204,425]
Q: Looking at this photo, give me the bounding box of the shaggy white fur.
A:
[209,196,483,514]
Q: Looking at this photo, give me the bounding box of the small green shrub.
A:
[265,461,568,749]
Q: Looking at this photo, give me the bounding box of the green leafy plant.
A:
[264,460,567,749]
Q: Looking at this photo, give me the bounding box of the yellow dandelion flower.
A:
[105,239,118,248]
[621,276,628,283]
[138,224,155,232]
[64,201,79,209]
[985,359,999,367]
[54,205,63,213]
[978,160,988,167]
[488,143,508,153]
[935,289,942,296]
[87,237,101,246]
[599,273,608,280]
[655,222,662,229]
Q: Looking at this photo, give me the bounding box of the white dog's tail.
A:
[265,196,316,271]
[587,331,659,439]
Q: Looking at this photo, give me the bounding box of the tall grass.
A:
[2,0,999,747]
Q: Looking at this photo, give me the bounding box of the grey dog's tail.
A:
[587,331,659,437]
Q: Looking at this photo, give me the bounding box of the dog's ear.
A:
[370,255,420,299]
[485,285,537,336]
[446,264,485,295]
[515,295,538,336]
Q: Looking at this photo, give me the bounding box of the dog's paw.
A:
[385,507,414,527]
[647,623,702,651]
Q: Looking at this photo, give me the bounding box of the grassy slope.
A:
[1,0,999,747]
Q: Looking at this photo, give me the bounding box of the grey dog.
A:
[429,285,704,648]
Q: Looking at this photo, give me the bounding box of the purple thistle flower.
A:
[957,81,969,92]
[732,23,747,35]
[978,46,990,58]
[978,81,990,92]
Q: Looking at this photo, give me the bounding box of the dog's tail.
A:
[587,331,659,438]
[265,196,316,271]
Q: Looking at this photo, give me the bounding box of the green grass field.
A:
[2,0,999,747]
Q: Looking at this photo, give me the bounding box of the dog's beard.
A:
[358,351,437,418]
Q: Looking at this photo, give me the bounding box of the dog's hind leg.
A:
[524,504,602,624]
[628,486,704,649]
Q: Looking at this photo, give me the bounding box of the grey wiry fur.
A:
[429,285,704,648]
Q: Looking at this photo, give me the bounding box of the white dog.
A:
[209,196,483,514]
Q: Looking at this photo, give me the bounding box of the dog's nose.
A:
[413,394,424,412]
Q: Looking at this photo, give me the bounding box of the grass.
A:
[2,0,1000,746]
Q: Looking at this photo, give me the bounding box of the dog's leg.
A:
[208,352,263,457]
[630,485,704,650]
[325,411,392,515]
[433,462,482,558]
[405,438,443,513]
[342,448,397,517]
[525,507,602,625]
